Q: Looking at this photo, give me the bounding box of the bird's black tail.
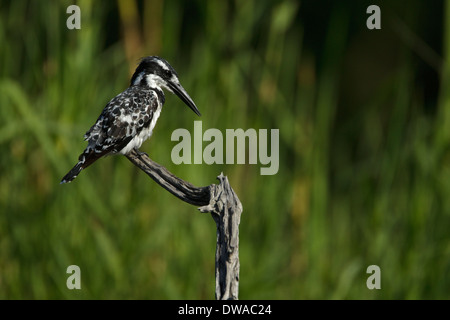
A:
[60,162,84,184]
[60,149,104,184]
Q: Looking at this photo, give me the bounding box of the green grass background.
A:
[0,0,449,299]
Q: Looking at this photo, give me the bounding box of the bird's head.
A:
[130,56,201,116]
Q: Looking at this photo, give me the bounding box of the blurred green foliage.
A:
[0,0,449,299]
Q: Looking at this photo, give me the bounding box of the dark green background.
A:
[0,0,448,299]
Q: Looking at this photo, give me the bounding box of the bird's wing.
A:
[84,86,157,155]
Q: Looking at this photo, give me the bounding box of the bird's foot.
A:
[134,148,148,157]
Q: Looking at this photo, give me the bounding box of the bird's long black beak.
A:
[168,81,201,116]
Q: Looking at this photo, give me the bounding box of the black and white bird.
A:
[61,56,200,184]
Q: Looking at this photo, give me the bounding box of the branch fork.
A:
[126,148,242,300]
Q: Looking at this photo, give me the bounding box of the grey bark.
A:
[126,148,242,300]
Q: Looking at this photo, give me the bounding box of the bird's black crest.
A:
[130,56,178,86]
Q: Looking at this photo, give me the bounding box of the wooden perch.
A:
[126,148,242,300]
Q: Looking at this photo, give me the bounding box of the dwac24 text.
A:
[222,304,272,315]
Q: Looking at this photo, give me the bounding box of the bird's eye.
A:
[164,69,172,78]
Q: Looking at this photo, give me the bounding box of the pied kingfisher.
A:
[61,56,201,183]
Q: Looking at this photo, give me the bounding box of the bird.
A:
[60,56,201,184]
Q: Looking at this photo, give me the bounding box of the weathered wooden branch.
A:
[126,148,242,300]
